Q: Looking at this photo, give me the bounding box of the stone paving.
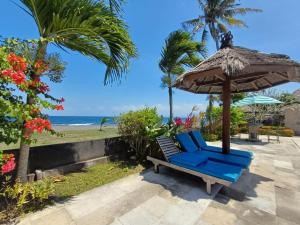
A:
[17,135,300,225]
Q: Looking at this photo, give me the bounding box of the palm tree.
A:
[16,0,137,182]
[183,0,260,132]
[206,94,219,132]
[183,0,261,50]
[159,30,206,123]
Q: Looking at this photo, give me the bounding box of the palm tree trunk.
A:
[215,40,220,50]
[168,86,173,123]
[16,42,47,182]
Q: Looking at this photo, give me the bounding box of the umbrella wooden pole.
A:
[222,77,231,154]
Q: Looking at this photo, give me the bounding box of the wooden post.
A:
[222,77,231,154]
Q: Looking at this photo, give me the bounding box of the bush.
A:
[117,108,164,162]
[277,128,294,137]
[203,133,219,142]
[0,178,54,223]
[259,126,295,137]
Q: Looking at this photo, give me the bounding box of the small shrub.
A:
[203,133,219,142]
[0,178,54,223]
[117,107,164,162]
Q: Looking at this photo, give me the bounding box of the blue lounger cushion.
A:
[175,133,198,153]
[189,130,253,159]
[198,151,251,169]
[171,157,243,183]
[170,152,208,167]
[176,132,251,169]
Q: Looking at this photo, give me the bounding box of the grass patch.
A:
[1,127,119,150]
[54,161,144,198]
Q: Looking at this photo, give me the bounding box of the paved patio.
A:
[18,135,300,225]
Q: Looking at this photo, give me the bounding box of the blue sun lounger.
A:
[176,133,251,169]
[147,136,244,194]
[189,130,253,159]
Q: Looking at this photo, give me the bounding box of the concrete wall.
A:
[5,137,131,173]
[285,107,300,135]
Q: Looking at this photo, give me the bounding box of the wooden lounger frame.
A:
[147,136,232,195]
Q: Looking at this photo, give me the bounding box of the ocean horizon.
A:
[49,116,171,126]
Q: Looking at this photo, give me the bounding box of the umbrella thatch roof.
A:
[175,46,300,94]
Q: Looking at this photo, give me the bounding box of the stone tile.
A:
[109,218,123,225]
[202,194,276,225]
[275,187,300,224]
[274,170,300,191]
[29,208,73,225]
[17,218,32,225]
[244,175,276,215]
[276,217,299,225]
[155,204,202,225]
[74,181,164,225]
[140,196,173,218]
[201,204,239,225]
[118,206,160,225]
[65,186,127,219]
[273,160,293,170]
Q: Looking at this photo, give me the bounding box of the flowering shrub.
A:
[1,153,16,175]
[174,117,183,126]
[0,39,66,145]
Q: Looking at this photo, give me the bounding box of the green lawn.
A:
[1,127,119,150]
[54,161,144,198]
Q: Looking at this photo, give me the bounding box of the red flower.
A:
[25,118,52,134]
[55,105,64,111]
[184,116,192,130]
[174,117,183,126]
[1,69,26,85]
[1,154,16,175]
[7,53,27,72]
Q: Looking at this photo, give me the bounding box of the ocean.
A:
[49,116,170,126]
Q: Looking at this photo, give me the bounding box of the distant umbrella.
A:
[233,95,282,107]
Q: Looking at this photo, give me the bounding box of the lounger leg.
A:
[154,164,159,173]
[206,180,211,195]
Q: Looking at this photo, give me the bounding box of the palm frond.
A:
[107,0,125,14]
[159,30,205,82]
[19,0,136,84]
[223,17,246,27]
[182,17,204,34]
[184,0,262,50]
[227,7,262,16]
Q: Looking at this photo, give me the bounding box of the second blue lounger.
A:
[189,130,253,158]
[176,132,251,169]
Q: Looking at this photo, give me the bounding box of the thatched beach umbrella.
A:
[174,32,300,154]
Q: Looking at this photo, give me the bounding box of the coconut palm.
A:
[206,94,219,132]
[183,0,261,50]
[159,30,206,123]
[16,0,137,181]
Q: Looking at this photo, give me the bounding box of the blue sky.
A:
[1,0,300,117]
